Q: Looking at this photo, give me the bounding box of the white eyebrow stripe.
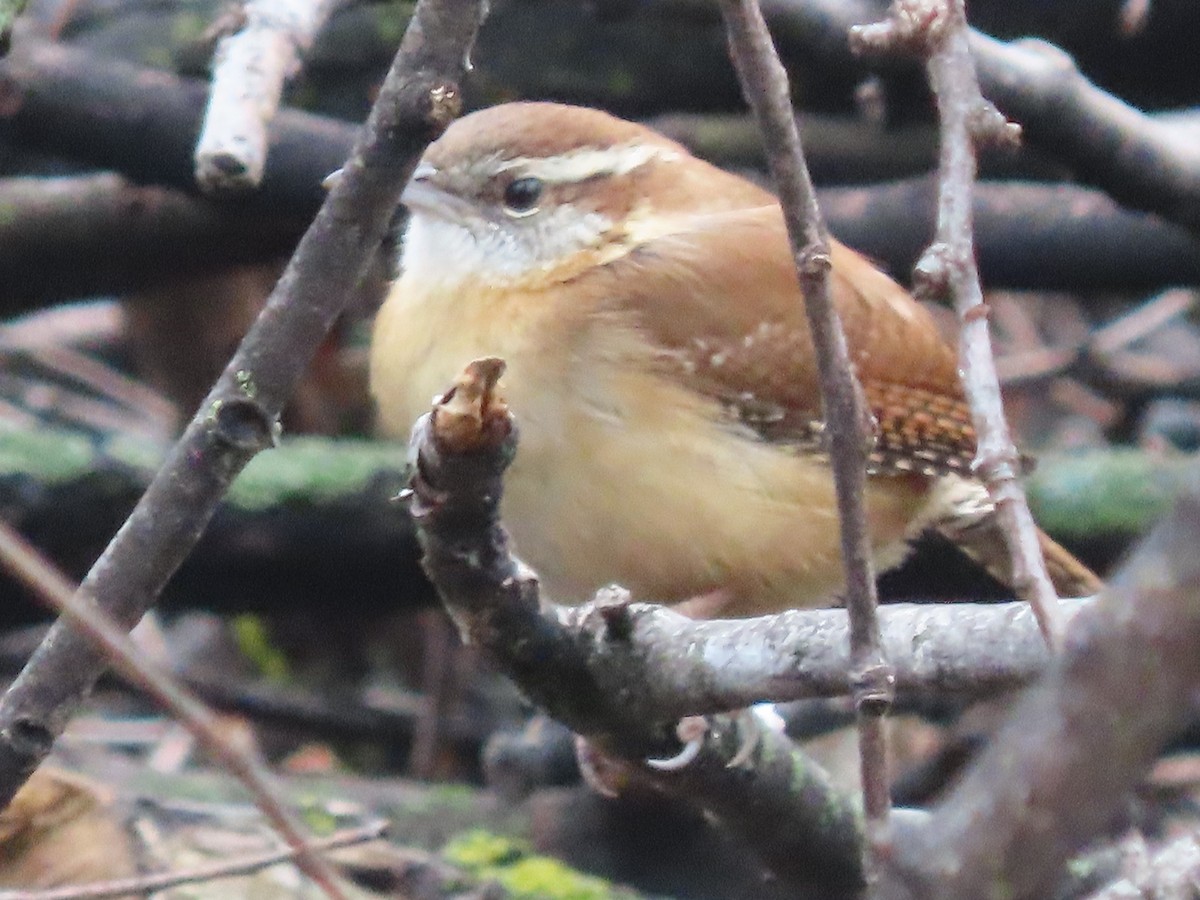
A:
[495,142,681,183]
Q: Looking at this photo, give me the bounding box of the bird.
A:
[370,101,1101,618]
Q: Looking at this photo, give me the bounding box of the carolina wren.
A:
[371,101,1100,617]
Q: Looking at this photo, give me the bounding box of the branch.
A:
[0,38,356,217]
[4,170,1195,315]
[195,0,344,192]
[0,425,1143,627]
[0,521,352,899]
[0,820,386,900]
[819,178,1200,293]
[754,0,1200,237]
[1085,829,1200,900]
[0,174,306,315]
[853,1,1064,646]
[574,595,1083,712]
[879,487,1200,899]
[717,0,894,863]
[408,359,865,897]
[924,4,1061,642]
[0,0,485,810]
[1,43,1195,310]
[967,30,1200,235]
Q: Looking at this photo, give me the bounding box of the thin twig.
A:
[0,0,485,816]
[1089,287,1196,356]
[716,0,894,872]
[0,820,387,900]
[854,0,1064,647]
[995,288,1196,385]
[0,521,350,900]
[195,0,345,192]
[926,0,1060,645]
[0,330,177,437]
[41,0,82,40]
[409,610,456,779]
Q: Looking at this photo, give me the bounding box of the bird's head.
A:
[398,102,769,289]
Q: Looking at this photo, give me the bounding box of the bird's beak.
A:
[401,163,475,224]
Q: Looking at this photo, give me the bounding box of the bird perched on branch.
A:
[370,101,1100,617]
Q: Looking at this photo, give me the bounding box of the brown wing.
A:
[593,205,976,476]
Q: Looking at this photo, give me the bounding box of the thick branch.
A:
[0,37,356,218]
[3,170,1195,316]
[968,31,1200,234]
[0,174,306,315]
[0,42,1195,310]
[754,0,1200,237]
[408,361,864,896]
[0,0,485,810]
[880,489,1200,899]
[0,426,1137,626]
[820,178,1200,293]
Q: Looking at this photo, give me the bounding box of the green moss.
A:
[141,45,176,70]
[0,426,410,512]
[231,614,291,683]
[498,857,623,900]
[169,9,209,48]
[235,370,258,400]
[427,783,479,811]
[103,433,164,473]
[297,802,341,837]
[0,0,27,31]
[226,438,404,511]
[0,428,96,482]
[1066,854,1101,879]
[371,3,414,47]
[1027,450,1176,540]
[783,740,860,837]
[443,830,635,900]
[605,68,636,97]
[444,830,524,869]
[287,81,322,112]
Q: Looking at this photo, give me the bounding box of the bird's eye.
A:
[502,177,543,217]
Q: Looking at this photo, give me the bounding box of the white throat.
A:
[400,205,617,290]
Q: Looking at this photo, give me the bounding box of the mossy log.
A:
[0,425,1175,623]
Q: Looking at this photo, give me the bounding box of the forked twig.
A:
[853,0,1064,647]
